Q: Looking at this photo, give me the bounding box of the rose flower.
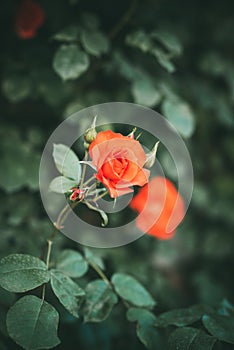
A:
[130,177,185,239]
[89,130,150,198]
[16,0,45,39]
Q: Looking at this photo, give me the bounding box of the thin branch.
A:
[92,190,109,203]
[88,261,111,286]
[55,204,70,230]
[82,175,96,187]
[42,239,53,301]
[46,240,53,268]
[88,261,131,308]
[109,0,139,39]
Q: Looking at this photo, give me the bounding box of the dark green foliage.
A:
[0,0,234,349]
[56,249,88,277]
[168,327,217,350]
[82,279,118,322]
[50,269,85,318]
[6,296,60,350]
[0,254,50,293]
[112,273,156,309]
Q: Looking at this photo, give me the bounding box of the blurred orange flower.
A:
[89,130,150,198]
[130,177,185,239]
[16,0,45,39]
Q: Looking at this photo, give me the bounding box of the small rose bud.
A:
[84,115,97,146]
[69,188,85,201]
[144,141,160,169]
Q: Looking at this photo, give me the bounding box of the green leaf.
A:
[216,96,234,127]
[152,48,176,73]
[82,279,118,322]
[112,51,144,81]
[0,254,50,293]
[131,79,161,107]
[126,29,177,73]
[218,299,234,316]
[127,308,162,350]
[53,25,80,42]
[151,30,183,56]
[53,144,81,183]
[56,249,88,278]
[127,308,156,325]
[84,201,108,227]
[111,273,156,309]
[202,314,234,344]
[2,74,32,103]
[53,44,89,80]
[0,138,40,192]
[6,295,60,350]
[83,247,105,270]
[162,98,195,138]
[49,176,77,193]
[168,327,217,350]
[50,269,85,318]
[81,30,109,57]
[137,323,163,350]
[155,304,213,327]
[126,30,153,53]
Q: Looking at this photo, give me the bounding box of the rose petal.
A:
[90,138,146,169]
[96,171,133,198]
[131,168,150,187]
[89,130,150,198]
[16,0,45,39]
[130,177,185,239]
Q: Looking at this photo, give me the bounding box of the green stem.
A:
[59,201,79,227]
[46,240,53,268]
[82,175,96,187]
[88,261,130,308]
[92,190,109,202]
[42,239,53,301]
[88,261,111,286]
[41,283,46,301]
[51,200,80,240]
[41,202,78,259]
[41,151,91,298]
[80,150,88,189]
[85,182,97,196]
[109,0,138,39]
[54,204,70,230]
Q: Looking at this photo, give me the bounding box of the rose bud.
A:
[84,116,97,148]
[69,188,85,201]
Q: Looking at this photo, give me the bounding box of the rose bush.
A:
[89,130,150,198]
[1,0,233,349]
[15,0,45,39]
[130,177,185,239]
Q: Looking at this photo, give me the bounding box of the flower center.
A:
[102,156,129,181]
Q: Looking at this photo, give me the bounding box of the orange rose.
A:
[16,0,45,39]
[130,177,185,239]
[89,130,150,198]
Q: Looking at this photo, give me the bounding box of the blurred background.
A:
[0,0,234,349]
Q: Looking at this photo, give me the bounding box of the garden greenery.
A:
[0,0,234,349]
